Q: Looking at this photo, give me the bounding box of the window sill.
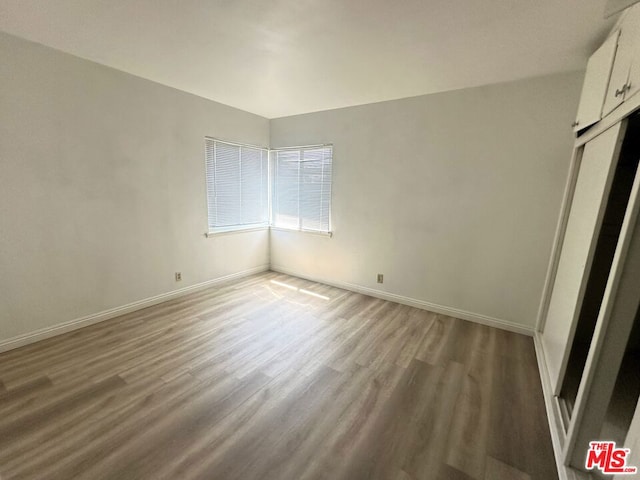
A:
[270,226,333,237]
[205,225,269,237]
[206,226,333,238]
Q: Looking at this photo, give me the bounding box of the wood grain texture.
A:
[484,456,532,480]
[0,272,557,480]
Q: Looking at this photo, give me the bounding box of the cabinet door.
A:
[541,122,625,395]
[603,5,640,116]
[624,5,640,101]
[574,32,619,132]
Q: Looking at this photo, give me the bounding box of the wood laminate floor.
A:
[0,272,558,480]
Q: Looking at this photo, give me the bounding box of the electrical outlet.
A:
[175,272,182,281]
[377,274,384,284]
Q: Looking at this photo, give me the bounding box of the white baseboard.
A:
[270,265,534,336]
[1,263,533,353]
[534,333,590,480]
[0,264,270,354]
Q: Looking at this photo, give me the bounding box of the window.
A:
[272,145,332,233]
[204,138,269,232]
[204,140,332,235]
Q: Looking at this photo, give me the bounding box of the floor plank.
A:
[0,272,557,480]
[484,456,532,480]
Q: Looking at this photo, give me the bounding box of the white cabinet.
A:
[603,4,640,116]
[625,5,640,101]
[574,32,619,132]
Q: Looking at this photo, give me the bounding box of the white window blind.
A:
[272,145,332,233]
[205,138,269,232]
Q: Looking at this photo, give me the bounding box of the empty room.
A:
[2,1,640,479]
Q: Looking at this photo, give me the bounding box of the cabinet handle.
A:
[615,84,629,97]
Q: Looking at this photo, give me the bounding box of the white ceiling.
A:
[0,0,617,118]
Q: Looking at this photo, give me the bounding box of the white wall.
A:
[270,72,583,331]
[0,30,582,344]
[0,32,270,345]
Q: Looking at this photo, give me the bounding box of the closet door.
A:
[541,122,626,394]
[565,166,640,468]
[615,398,640,480]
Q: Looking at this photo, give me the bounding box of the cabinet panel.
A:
[541,122,625,394]
[603,5,640,116]
[625,4,640,101]
[574,32,619,132]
